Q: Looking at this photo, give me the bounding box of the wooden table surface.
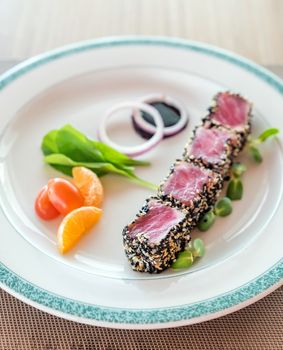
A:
[0,0,283,65]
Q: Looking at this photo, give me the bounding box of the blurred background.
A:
[0,0,282,65]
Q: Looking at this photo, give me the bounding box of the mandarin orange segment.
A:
[72,167,104,208]
[57,206,102,254]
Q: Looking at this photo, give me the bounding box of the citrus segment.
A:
[72,167,104,207]
[57,206,102,254]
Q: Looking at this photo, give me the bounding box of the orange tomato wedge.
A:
[57,206,102,254]
[48,178,84,216]
[72,167,104,208]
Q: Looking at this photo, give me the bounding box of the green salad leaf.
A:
[41,130,59,155]
[256,128,279,143]
[41,124,156,190]
[247,127,279,163]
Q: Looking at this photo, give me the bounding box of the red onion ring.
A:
[132,93,188,138]
[98,101,164,157]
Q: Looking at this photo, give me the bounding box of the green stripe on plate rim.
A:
[0,36,282,324]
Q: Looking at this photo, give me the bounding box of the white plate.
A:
[0,37,282,329]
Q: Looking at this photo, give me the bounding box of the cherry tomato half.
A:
[48,178,84,216]
[35,185,60,220]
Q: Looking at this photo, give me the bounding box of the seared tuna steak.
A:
[203,91,252,151]
[158,160,223,223]
[123,92,252,273]
[184,126,237,177]
[123,198,191,273]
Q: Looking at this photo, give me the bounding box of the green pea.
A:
[197,211,216,231]
[172,250,194,269]
[192,238,205,258]
[214,197,233,217]
[231,163,247,178]
[226,178,243,200]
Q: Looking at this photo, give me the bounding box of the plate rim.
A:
[1,259,282,328]
[0,36,282,326]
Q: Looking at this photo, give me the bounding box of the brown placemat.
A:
[0,287,282,350]
[0,62,282,350]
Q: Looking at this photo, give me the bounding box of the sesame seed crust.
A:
[122,197,192,273]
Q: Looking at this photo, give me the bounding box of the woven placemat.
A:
[0,62,282,350]
[0,287,282,350]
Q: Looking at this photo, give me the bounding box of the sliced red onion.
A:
[98,101,164,157]
[132,93,188,138]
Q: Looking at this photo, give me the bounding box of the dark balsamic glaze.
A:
[142,102,181,127]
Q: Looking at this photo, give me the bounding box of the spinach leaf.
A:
[44,153,157,189]
[41,125,155,190]
[43,124,149,166]
[45,154,129,176]
[93,141,150,167]
[56,125,104,162]
[41,130,59,155]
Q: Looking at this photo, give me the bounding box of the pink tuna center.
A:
[128,200,185,244]
[163,163,210,205]
[190,127,231,163]
[212,93,250,127]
